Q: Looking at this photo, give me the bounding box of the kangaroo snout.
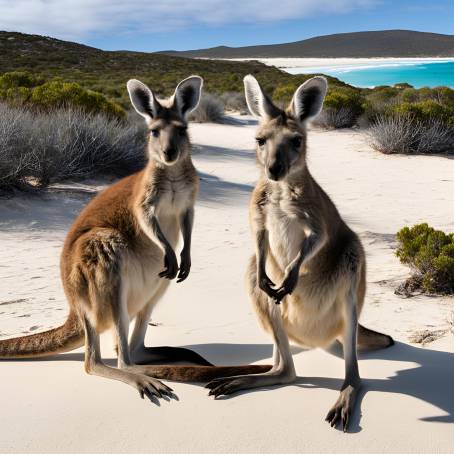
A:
[267,160,285,181]
[163,148,178,163]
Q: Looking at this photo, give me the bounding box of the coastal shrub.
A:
[394,83,413,89]
[0,103,145,190]
[29,81,125,118]
[314,107,358,129]
[272,83,300,104]
[396,223,454,295]
[368,114,454,154]
[311,87,364,128]
[0,71,44,89]
[390,100,454,123]
[188,92,224,123]
[367,86,399,104]
[0,72,125,118]
[220,91,248,113]
[324,88,364,117]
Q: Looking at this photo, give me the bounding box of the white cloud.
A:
[0,0,378,40]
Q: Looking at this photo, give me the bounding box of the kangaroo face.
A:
[127,76,203,166]
[255,114,306,181]
[244,75,327,182]
[147,116,189,165]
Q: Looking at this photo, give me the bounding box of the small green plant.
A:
[396,223,454,295]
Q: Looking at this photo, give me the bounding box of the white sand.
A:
[1,116,454,453]
[236,57,454,74]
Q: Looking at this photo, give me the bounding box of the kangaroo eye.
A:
[256,137,266,147]
[151,129,160,138]
[291,136,302,148]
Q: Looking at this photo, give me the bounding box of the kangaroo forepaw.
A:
[159,251,179,280]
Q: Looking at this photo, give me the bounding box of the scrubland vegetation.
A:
[396,224,454,295]
[189,93,225,123]
[0,103,145,191]
[0,71,125,118]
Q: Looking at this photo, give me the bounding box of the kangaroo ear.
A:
[174,75,203,117]
[243,74,281,120]
[127,79,161,122]
[290,76,327,123]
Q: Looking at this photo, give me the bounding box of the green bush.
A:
[272,83,300,104]
[324,87,364,117]
[29,81,125,118]
[390,100,454,123]
[394,82,413,89]
[0,71,44,89]
[396,223,454,294]
[0,72,125,118]
[366,86,399,104]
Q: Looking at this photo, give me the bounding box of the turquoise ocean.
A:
[284,60,454,88]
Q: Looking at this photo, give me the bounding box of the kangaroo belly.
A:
[281,292,345,348]
[124,216,179,318]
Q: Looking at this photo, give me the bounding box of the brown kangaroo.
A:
[0,76,270,402]
[205,75,394,431]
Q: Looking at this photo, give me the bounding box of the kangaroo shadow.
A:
[198,171,253,204]
[218,116,258,127]
[188,340,454,432]
[6,340,453,432]
[193,144,256,163]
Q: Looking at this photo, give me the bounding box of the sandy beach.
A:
[254,57,454,71]
[1,115,453,453]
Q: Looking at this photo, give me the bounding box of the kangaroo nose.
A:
[163,148,177,161]
[268,161,284,180]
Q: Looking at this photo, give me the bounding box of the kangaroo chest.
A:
[265,197,305,270]
[140,177,195,250]
[156,178,193,217]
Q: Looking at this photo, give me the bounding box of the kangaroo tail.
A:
[357,323,394,352]
[138,364,273,383]
[0,312,84,359]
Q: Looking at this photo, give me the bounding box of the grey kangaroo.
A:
[206,75,394,431]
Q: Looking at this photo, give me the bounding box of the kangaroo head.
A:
[244,74,327,182]
[127,76,203,166]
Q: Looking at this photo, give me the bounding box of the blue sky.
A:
[1,0,453,51]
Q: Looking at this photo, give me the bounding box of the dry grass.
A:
[188,93,225,123]
[313,107,358,129]
[220,91,248,114]
[409,329,447,345]
[0,103,146,190]
[368,114,454,154]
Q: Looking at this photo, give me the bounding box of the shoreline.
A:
[232,57,454,69]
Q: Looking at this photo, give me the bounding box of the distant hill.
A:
[0,31,353,108]
[159,30,454,59]
[0,31,355,108]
